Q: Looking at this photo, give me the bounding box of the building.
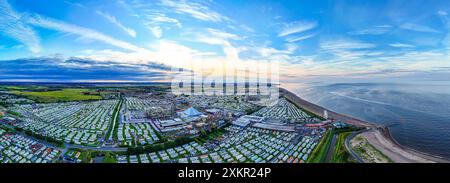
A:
[160,118,186,128]
[252,122,296,132]
[181,107,202,117]
[122,110,148,123]
[332,122,347,129]
[178,107,206,122]
[232,115,265,127]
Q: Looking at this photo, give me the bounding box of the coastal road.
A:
[344,130,367,163]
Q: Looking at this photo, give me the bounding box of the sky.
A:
[1,0,450,83]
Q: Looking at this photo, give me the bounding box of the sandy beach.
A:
[280,88,449,163]
[280,88,374,128]
[362,129,434,163]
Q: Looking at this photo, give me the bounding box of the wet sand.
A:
[280,88,449,163]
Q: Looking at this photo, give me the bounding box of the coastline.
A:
[279,87,449,163]
[279,88,375,128]
[377,127,450,163]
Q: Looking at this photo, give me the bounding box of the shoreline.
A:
[377,127,449,163]
[280,88,375,128]
[279,87,449,163]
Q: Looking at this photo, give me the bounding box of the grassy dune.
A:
[351,134,393,163]
[13,89,102,103]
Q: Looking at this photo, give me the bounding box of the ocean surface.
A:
[284,82,450,159]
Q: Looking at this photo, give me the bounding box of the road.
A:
[106,98,122,141]
[344,130,368,163]
[325,133,337,163]
[66,144,128,152]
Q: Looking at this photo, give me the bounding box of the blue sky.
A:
[1,0,450,83]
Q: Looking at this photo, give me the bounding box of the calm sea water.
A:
[284,82,450,159]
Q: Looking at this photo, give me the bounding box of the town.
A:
[0,84,358,163]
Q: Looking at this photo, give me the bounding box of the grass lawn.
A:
[79,150,93,163]
[107,99,122,140]
[196,128,225,143]
[102,152,117,163]
[307,130,333,163]
[331,131,355,163]
[307,127,362,163]
[13,88,102,103]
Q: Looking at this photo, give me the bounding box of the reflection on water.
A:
[283,82,450,159]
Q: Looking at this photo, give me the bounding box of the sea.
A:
[284,82,450,159]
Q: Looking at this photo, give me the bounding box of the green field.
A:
[13,89,102,103]
[0,86,27,90]
[307,127,362,163]
[307,130,333,163]
[0,85,50,91]
[331,131,355,163]
[107,99,122,140]
[102,152,117,163]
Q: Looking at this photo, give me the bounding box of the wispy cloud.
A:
[27,15,145,52]
[207,28,241,40]
[116,0,142,18]
[159,0,229,22]
[252,45,298,63]
[189,28,241,47]
[321,38,375,50]
[285,43,299,52]
[389,43,416,48]
[97,10,136,37]
[437,10,447,16]
[400,23,441,33]
[149,13,182,27]
[285,34,316,43]
[240,24,254,32]
[278,21,317,37]
[64,1,85,9]
[0,0,41,53]
[149,26,162,38]
[348,25,392,35]
[320,38,376,60]
[187,28,244,61]
[11,44,24,49]
[144,12,181,38]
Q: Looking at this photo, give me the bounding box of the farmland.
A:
[13,89,103,103]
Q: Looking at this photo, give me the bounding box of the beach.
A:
[280,88,449,163]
